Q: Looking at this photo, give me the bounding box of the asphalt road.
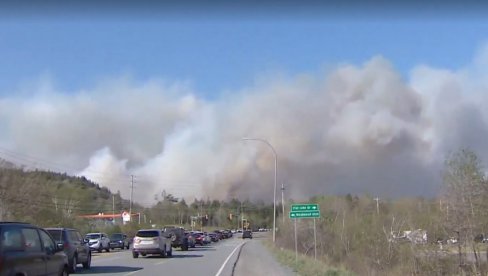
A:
[71,232,292,276]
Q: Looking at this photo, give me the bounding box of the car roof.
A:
[44,227,77,231]
[0,222,32,225]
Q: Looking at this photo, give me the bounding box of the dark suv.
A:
[242,230,252,239]
[109,233,131,250]
[162,226,189,251]
[0,222,69,276]
[45,227,92,273]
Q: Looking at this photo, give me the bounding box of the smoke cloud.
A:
[2,49,488,204]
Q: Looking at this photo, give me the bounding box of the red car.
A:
[192,232,204,246]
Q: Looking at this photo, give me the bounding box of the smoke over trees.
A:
[2,49,488,203]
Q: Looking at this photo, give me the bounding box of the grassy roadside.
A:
[263,240,355,276]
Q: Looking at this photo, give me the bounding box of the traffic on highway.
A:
[80,232,247,276]
[0,221,265,276]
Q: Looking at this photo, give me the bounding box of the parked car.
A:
[85,232,110,253]
[222,230,232,238]
[213,230,223,240]
[163,226,189,251]
[132,229,172,258]
[202,232,211,244]
[192,232,204,246]
[242,230,253,239]
[109,233,131,250]
[45,227,92,273]
[0,222,69,276]
[185,231,196,248]
[208,233,219,242]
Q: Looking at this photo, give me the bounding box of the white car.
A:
[85,233,110,253]
[132,229,172,258]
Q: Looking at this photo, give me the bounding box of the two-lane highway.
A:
[74,236,246,276]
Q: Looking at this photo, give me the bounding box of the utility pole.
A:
[200,201,203,232]
[237,205,240,230]
[281,182,285,224]
[112,195,115,224]
[374,197,380,215]
[241,202,244,231]
[129,175,134,221]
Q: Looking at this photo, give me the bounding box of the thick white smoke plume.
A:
[2,49,488,204]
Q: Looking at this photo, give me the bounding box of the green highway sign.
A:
[291,204,319,212]
[289,210,320,218]
[289,204,321,218]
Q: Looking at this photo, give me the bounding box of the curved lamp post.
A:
[242,137,277,243]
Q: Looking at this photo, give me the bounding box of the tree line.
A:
[0,168,274,236]
[2,148,487,274]
[276,149,488,275]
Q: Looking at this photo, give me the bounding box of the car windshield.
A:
[86,234,101,239]
[136,231,159,237]
[111,234,123,239]
[46,229,62,242]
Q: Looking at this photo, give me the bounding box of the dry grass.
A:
[263,240,355,276]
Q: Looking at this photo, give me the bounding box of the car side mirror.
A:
[56,243,64,252]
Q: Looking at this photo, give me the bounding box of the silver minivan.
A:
[132,229,172,258]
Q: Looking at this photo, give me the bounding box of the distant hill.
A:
[0,167,136,229]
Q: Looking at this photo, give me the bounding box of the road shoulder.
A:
[233,234,295,276]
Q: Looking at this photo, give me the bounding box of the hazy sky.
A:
[2,2,488,204]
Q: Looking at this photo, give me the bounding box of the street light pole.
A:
[242,137,278,243]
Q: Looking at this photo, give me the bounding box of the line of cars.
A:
[0,220,137,276]
[45,229,133,274]
[0,221,239,275]
[0,222,71,276]
[131,226,237,259]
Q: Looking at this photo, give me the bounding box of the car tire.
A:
[82,253,91,269]
[69,254,77,273]
[132,252,139,258]
[59,265,69,276]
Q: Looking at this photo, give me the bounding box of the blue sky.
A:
[1,8,488,99]
[3,3,488,199]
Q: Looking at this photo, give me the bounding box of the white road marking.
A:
[215,241,246,276]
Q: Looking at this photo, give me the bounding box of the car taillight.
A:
[153,237,159,241]
[134,238,141,244]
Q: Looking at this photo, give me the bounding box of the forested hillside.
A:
[0,168,131,227]
[3,149,488,275]
[0,167,274,235]
[275,149,488,275]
